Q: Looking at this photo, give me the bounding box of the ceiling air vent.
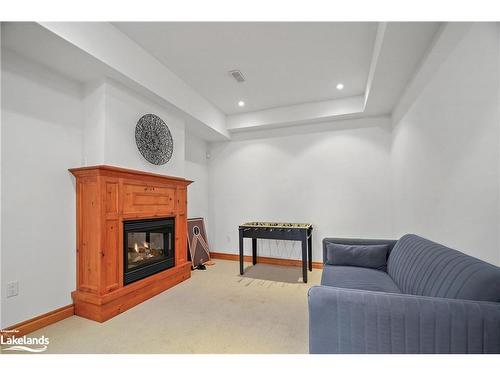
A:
[229,70,245,83]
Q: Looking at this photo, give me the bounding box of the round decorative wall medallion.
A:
[135,114,174,165]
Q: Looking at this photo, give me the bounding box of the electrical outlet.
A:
[6,281,19,298]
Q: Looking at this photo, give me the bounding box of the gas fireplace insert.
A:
[123,218,175,285]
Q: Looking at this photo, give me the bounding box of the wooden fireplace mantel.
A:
[69,165,193,322]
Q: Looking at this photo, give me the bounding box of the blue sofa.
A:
[308,234,500,353]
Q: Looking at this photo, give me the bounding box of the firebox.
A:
[123,218,175,285]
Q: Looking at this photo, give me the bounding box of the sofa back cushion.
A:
[325,243,388,270]
[323,238,398,267]
[387,234,500,302]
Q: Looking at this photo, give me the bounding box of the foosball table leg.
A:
[308,233,312,271]
[239,228,244,275]
[252,238,257,265]
[301,237,308,283]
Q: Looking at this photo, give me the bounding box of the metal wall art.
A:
[135,114,174,165]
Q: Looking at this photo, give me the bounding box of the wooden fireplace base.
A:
[72,262,191,322]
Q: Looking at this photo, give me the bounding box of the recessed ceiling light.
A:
[336,83,344,90]
[238,100,245,107]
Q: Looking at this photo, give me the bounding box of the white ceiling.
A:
[2,22,443,138]
[1,22,109,83]
[113,22,378,114]
[1,22,229,140]
[364,22,442,116]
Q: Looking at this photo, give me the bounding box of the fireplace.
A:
[70,166,191,322]
[124,218,175,285]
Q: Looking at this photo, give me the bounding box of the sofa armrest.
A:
[322,237,397,264]
[308,285,500,354]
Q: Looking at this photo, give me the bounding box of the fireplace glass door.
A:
[124,218,174,285]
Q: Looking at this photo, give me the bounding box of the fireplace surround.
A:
[69,165,192,322]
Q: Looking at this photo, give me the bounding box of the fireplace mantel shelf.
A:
[70,165,192,322]
[69,164,194,183]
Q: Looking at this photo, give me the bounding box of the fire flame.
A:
[134,243,139,252]
[143,242,149,249]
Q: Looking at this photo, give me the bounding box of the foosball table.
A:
[238,222,313,283]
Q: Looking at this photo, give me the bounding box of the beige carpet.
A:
[11,260,321,354]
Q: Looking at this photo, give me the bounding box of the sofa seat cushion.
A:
[321,265,401,294]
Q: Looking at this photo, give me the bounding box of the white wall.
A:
[391,23,500,265]
[209,23,500,269]
[0,22,4,328]
[208,119,393,261]
[0,55,194,327]
[185,132,209,221]
[1,50,83,327]
[103,79,185,177]
[2,22,500,330]
[39,22,229,140]
[82,80,105,166]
